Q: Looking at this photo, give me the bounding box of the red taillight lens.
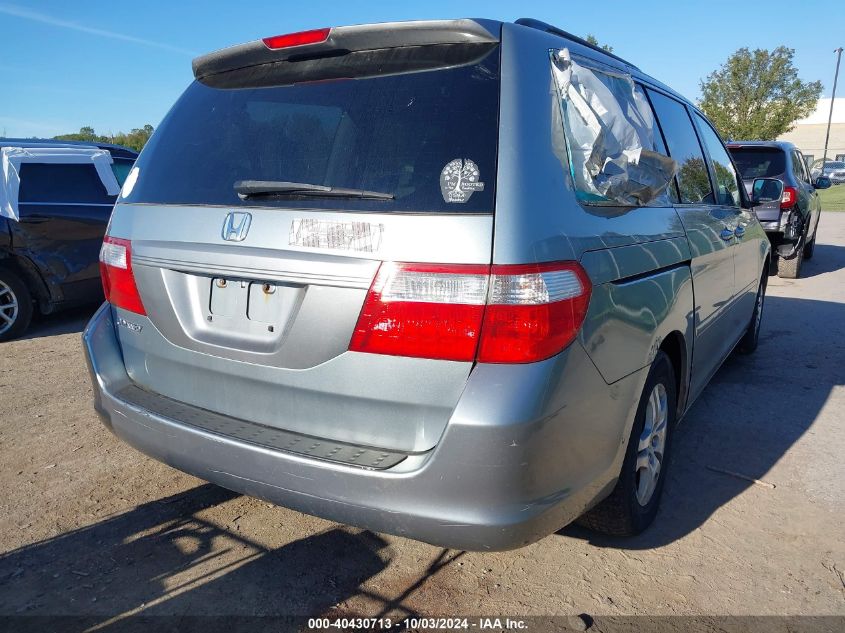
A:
[99,236,146,315]
[781,186,798,209]
[349,261,592,364]
[262,28,331,50]
[477,262,592,363]
[349,263,489,362]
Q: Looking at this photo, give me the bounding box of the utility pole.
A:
[820,47,843,176]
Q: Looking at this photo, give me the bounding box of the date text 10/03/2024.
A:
[307,617,529,630]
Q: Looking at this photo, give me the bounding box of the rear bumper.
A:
[760,221,782,233]
[757,210,786,234]
[83,303,644,551]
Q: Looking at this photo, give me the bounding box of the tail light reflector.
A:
[781,186,798,209]
[262,28,331,50]
[99,236,146,315]
[349,261,591,364]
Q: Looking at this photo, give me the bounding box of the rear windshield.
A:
[124,47,500,213]
[728,147,786,180]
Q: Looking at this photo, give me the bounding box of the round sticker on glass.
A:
[440,158,485,203]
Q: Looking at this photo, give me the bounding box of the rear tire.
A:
[0,266,34,342]
[777,246,803,279]
[577,351,676,536]
[737,272,766,355]
[803,235,815,260]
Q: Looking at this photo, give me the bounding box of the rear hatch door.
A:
[110,21,502,456]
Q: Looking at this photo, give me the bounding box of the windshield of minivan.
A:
[123,47,500,213]
[728,147,787,180]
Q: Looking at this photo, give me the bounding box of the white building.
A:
[778,97,845,167]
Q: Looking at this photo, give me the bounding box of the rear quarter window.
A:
[18,163,115,204]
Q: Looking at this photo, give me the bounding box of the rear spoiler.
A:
[192,19,500,81]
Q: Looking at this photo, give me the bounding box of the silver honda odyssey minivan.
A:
[84,18,770,550]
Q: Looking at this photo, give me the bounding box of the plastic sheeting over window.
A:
[0,146,120,221]
[551,49,677,206]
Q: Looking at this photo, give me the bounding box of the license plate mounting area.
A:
[209,277,300,332]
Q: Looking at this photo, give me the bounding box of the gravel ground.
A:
[1,214,844,628]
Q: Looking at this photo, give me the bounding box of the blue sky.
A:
[1,0,842,138]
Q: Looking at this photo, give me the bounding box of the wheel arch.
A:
[0,250,52,312]
[658,331,688,419]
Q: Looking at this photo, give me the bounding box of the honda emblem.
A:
[222,212,252,242]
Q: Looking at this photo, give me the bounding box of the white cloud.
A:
[0,2,197,56]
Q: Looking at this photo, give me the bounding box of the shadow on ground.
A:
[799,243,845,278]
[561,293,843,549]
[1,267,842,625]
[0,484,463,629]
[19,304,99,340]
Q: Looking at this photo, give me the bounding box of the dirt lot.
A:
[1,213,844,628]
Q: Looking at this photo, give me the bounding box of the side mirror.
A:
[814,176,832,190]
[751,177,784,205]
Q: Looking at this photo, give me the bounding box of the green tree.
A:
[77,126,97,141]
[54,125,98,142]
[584,34,613,53]
[54,124,154,152]
[698,46,822,140]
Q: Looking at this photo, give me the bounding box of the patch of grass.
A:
[818,185,845,210]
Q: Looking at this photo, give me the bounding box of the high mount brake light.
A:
[99,236,146,315]
[262,28,331,50]
[349,262,592,364]
[781,186,798,209]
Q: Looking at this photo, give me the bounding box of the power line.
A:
[820,47,843,177]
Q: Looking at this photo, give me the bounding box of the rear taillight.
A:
[349,263,488,362]
[262,28,331,50]
[349,261,591,364]
[478,263,592,363]
[99,236,146,315]
[781,186,798,209]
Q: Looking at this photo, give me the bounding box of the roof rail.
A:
[513,18,640,70]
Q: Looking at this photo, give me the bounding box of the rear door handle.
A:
[720,227,735,241]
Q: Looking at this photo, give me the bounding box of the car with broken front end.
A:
[83,18,770,550]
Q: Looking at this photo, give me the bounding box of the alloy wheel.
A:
[635,382,668,506]
[0,279,19,336]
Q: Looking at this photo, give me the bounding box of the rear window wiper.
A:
[234,180,394,201]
